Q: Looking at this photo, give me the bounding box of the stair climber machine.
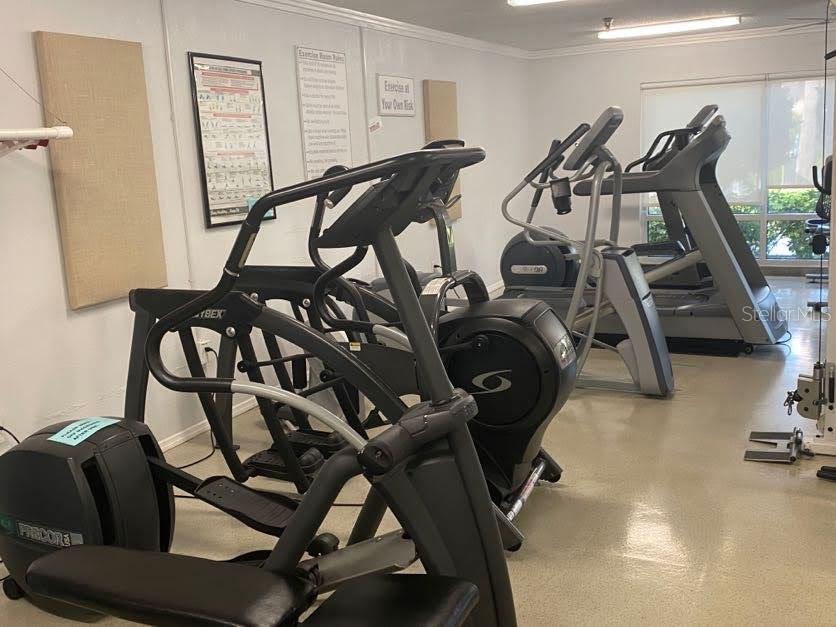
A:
[0,147,520,626]
[501,107,675,397]
[573,110,789,355]
[746,160,836,482]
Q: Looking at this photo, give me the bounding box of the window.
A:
[640,75,833,264]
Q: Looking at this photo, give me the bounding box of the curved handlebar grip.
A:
[146,146,486,395]
[323,164,352,207]
[813,158,832,195]
[530,139,560,207]
[327,186,352,207]
[814,165,824,194]
[423,139,465,150]
[144,278,240,394]
[524,124,591,183]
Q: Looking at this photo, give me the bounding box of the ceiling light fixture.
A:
[507,0,569,7]
[598,16,741,40]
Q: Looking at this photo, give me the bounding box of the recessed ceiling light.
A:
[598,16,742,40]
[507,0,569,6]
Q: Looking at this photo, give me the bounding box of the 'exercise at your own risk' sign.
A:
[378,75,415,117]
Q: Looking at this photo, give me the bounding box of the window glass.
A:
[738,220,761,257]
[766,78,834,189]
[647,219,666,243]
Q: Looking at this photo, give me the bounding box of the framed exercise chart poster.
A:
[189,53,275,228]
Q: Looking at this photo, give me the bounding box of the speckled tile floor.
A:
[2,277,834,626]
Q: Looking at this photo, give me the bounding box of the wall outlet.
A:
[196,338,212,365]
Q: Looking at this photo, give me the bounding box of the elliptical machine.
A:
[0,146,519,626]
[500,108,675,397]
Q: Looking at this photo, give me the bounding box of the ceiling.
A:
[318,0,827,51]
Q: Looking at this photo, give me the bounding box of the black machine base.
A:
[243,447,325,482]
[595,332,749,357]
[494,450,563,552]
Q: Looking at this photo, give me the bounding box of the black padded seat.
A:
[304,574,479,627]
[26,545,315,627]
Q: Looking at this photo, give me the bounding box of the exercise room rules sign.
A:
[377,75,415,117]
[295,47,353,179]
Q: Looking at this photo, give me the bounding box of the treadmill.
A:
[629,105,719,289]
[575,114,789,355]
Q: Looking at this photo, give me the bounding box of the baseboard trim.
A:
[486,280,504,299]
[157,396,259,452]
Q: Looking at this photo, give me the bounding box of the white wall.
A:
[361,29,533,286]
[162,0,375,286]
[528,31,825,246]
[0,0,535,444]
[0,0,200,445]
[0,0,825,445]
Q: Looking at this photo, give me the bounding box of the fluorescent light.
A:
[508,0,568,6]
[598,16,741,40]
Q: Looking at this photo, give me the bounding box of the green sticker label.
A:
[47,417,120,446]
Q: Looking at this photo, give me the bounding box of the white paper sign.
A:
[368,116,383,134]
[377,75,415,117]
[296,47,353,180]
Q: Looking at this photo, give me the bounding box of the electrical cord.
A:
[176,430,217,470]
[0,426,20,445]
[172,345,223,471]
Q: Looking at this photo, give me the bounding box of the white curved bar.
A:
[0,126,73,141]
[230,381,367,451]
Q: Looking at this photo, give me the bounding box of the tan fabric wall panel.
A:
[35,31,167,309]
[423,79,462,220]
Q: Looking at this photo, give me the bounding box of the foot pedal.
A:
[287,430,346,458]
[243,447,324,481]
[492,503,524,552]
[537,449,562,483]
[194,477,298,536]
[744,429,804,463]
[297,530,416,592]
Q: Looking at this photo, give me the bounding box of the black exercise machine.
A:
[0,146,518,626]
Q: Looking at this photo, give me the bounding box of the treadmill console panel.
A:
[564,106,624,171]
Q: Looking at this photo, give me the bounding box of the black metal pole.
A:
[372,227,454,404]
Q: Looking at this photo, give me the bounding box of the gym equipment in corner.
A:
[574,110,789,356]
[746,161,833,476]
[501,107,675,397]
[0,147,517,626]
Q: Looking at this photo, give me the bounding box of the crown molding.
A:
[231,0,529,58]
[230,0,824,61]
[526,24,825,59]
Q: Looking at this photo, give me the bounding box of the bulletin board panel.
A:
[35,31,167,309]
[423,79,462,219]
